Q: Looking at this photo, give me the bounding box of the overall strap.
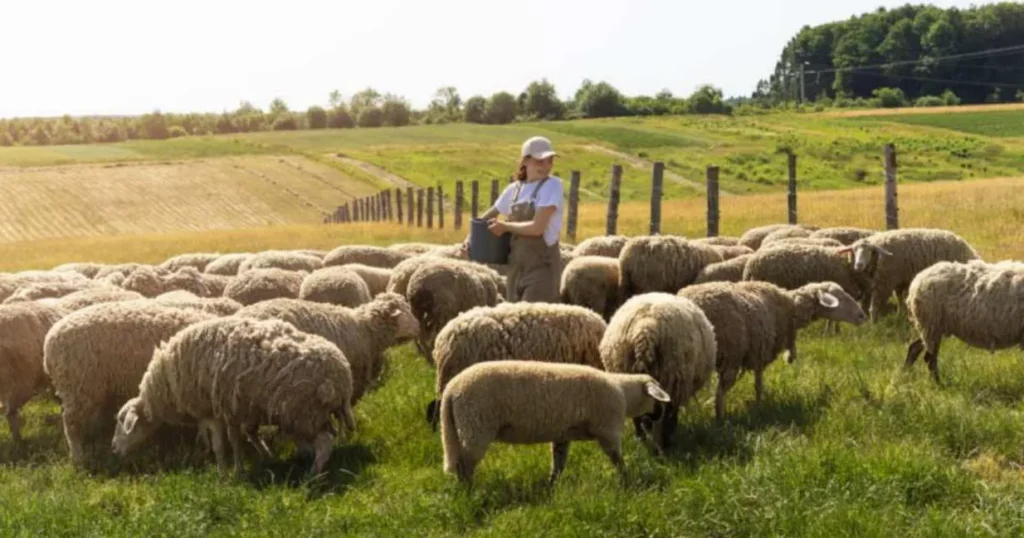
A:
[529,176,551,202]
[511,180,526,204]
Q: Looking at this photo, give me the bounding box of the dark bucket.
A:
[468,218,511,264]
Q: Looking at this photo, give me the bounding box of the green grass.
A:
[0,137,272,167]
[859,109,1024,138]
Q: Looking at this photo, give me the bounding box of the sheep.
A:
[343,263,393,296]
[0,271,89,303]
[739,224,818,251]
[236,292,419,405]
[55,287,146,312]
[904,260,1024,384]
[693,254,752,285]
[159,252,222,273]
[407,261,502,360]
[440,360,671,486]
[840,228,982,321]
[52,262,106,279]
[43,302,216,464]
[199,273,232,297]
[692,236,741,247]
[679,281,866,419]
[618,235,723,299]
[204,253,254,276]
[742,243,870,308]
[389,242,443,256]
[293,249,328,259]
[324,245,411,269]
[152,292,244,316]
[0,302,66,443]
[762,237,844,249]
[760,226,812,247]
[112,316,356,474]
[427,302,608,428]
[559,255,622,321]
[599,292,716,449]
[238,250,323,274]
[388,256,503,299]
[121,266,211,298]
[572,235,629,258]
[94,263,162,281]
[809,227,876,246]
[223,268,304,306]
[2,279,108,304]
[300,266,373,307]
[711,245,755,260]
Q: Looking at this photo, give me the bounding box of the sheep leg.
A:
[754,368,766,406]
[904,339,925,369]
[548,441,570,485]
[61,408,86,466]
[246,424,273,460]
[225,424,245,476]
[715,369,738,421]
[657,405,679,451]
[596,435,627,486]
[924,338,943,386]
[311,431,334,475]
[4,396,24,445]
[632,417,645,439]
[201,419,227,470]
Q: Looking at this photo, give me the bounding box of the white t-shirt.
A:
[495,176,564,246]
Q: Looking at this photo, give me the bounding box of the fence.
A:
[323,145,902,238]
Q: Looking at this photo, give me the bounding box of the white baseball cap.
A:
[521,136,557,159]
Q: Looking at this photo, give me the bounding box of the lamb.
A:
[692,236,741,247]
[324,245,411,269]
[840,228,982,321]
[43,302,216,464]
[809,227,876,246]
[343,264,393,296]
[121,266,211,298]
[112,316,356,475]
[238,250,323,274]
[904,260,1024,384]
[618,235,723,299]
[407,261,502,360]
[742,243,870,308]
[223,268,304,305]
[739,224,817,251]
[299,266,373,307]
[55,287,146,312]
[204,253,254,276]
[572,235,629,258]
[559,255,622,321]
[159,252,222,273]
[0,302,66,443]
[678,281,866,419]
[235,292,419,405]
[599,292,716,450]
[693,254,751,284]
[427,302,607,428]
[440,360,671,485]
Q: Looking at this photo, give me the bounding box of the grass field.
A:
[2,175,1024,535]
[854,109,1024,138]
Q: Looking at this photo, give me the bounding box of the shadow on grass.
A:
[245,441,378,499]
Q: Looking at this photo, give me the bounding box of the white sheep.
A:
[618,235,723,299]
[571,235,629,258]
[299,266,373,307]
[693,254,752,285]
[809,227,876,246]
[204,253,254,276]
[739,224,816,251]
[559,255,622,321]
[238,250,323,274]
[324,245,411,269]
[223,268,304,305]
[407,261,502,360]
[158,252,222,273]
[0,302,66,443]
[343,264,393,296]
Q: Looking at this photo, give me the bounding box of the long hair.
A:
[515,156,528,182]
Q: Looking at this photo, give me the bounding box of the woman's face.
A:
[524,156,554,179]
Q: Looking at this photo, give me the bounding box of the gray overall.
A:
[505,176,561,302]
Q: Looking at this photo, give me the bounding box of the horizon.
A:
[1,0,1004,120]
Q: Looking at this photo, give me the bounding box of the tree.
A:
[463,96,487,123]
[328,90,343,109]
[522,79,564,120]
[268,98,290,121]
[328,106,355,128]
[306,106,328,129]
[574,79,627,118]
[381,94,411,127]
[350,88,382,118]
[358,107,384,128]
[429,86,462,122]
[485,91,517,124]
[138,110,170,140]
[687,85,731,115]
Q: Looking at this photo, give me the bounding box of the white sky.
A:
[0,0,1002,118]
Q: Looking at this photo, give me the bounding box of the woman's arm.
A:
[489,205,556,237]
[478,205,501,221]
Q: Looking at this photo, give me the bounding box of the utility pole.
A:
[799,62,806,104]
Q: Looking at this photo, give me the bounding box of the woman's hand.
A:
[487,218,507,236]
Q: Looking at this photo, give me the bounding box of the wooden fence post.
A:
[884,144,898,230]
[606,164,622,235]
[650,162,664,235]
[407,187,414,228]
[566,170,580,242]
[427,186,435,229]
[352,200,359,221]
[707,166,720,237]
[396,189,404,224]
[417,189,424,227]
[787,153,797,225]
[383,191,390,221]
[374,194,380,221]
[437,185,445,229]
[490,179,499,207]
[455,181,464,230]
[471,180,479,218]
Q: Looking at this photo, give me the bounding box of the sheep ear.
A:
[645,382,671,403]
[818,291,839,309]
[835,247,852,256]
[121,408,139,434]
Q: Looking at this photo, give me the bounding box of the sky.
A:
[0,0,1005,118]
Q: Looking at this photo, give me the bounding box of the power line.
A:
[803,44,1024,75]
[850,71,1024,89]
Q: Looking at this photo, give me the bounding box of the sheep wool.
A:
[56,287,146,312]
[300,266,373,307]
[739,224,817,251]
[52,262,107,279]
[223,268,304,306]
[559,255,622,321]
[343,263,393,296]
[2,279,108,304]
[324,245,411,269]
[742,243,870,306]
[693,254,751,285]
[0,302,66,443]
[571,235,629,258]
[692,236,741,247]
[407,260,502,360]
[159,252,222,273]
[121,266,211,298]
[618,235,723,298]
[204,253,254,276]
[809,227,876,246]
[238,250,324,274]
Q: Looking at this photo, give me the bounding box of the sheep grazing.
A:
[52,262,106,279]
[198,273,231,297]
[204,253,254,276]
[300,266,373,307]
[121,266,211,298]
[692,236,741,247]
[388,256,504,300]
[94,263,159,281]
[112,316,356,475]
[572,235,629,258]
[759,226,812,247]
[840,228,981,321]
[43,302,216,464]
[679,281,866,419]
[427,302,607,428]
[762,237,844,249]
[407,261,502,359]
[389,242,443,256]
[440,360,671,486]
[742,243,870,308]
[223,268,304,306]
[55,287,146,312]
[809,227,876,246]
[693,254,751,285]
[236,292,419,405]
[559,256,622,321]
[0,302,66,443]
[904,260,1024,384]
[2,279,108,304]
[152,292,244,316]
[293,249,328,259]
[159,252,222,273]
[618,235,723,299]
[739,224,817,251]
[599,292,716,449]
[238,250,323,274]
[324,245,411,269]
[0,271,89,303]
[711,245,755,260]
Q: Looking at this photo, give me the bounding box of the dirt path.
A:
[582,144,734,196]
[330,154,419,190]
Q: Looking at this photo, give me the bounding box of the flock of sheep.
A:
[0,221,1015,487]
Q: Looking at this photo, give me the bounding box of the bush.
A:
[574,80,628,118]
[941,89,961,106]
[168,126,188,138]
[306,106,328,129]
[358,107,384,128]
[914,95,945,107]
[871,87,906,108]
[463,96,487,123]
[485,92,517,124]
[381,96,411,127]
[272,115,299,130]
[327,107,355,129]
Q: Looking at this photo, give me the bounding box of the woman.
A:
[461,135,564,302]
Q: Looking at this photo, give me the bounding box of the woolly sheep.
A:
[739,224,817,251]
[0,271,89,303]
[904,260,1024,384]
[572,235,629,258]
[94,263,162,281]
[152,292,244,316]
[440,360,671,485]
[427,302,607,427]
[121,266,211,298]
[52,262,106,279]
[55,287,146,311]
[112,316,356,474]
[559,255,622,321]
[711,245,755,260]
[762,237,844,249]
[343,263,393,296]
[618,235,723,299]
[599,292,716,449]
[389,242,444,256]
[692,236,741,247]
[236,292,419,405]
[388,256,503,299]
[693,254,751,285]
[199,273,231,297]
[300,266,373,307]
[204,253,254,276]
[159,252,222,273]
[841,228,981,321]
[43,302,216,464]
[238,250,323,274]
[679,281,866,419]
[407,261,502,360]
[293,249,328,259]
[760,226,812,246]
[809,227,876,246]
[2,279,108,304]
[324,245,411,269]
[742,243,870,307]
[0,302,66,443]
[223,268,304,305]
